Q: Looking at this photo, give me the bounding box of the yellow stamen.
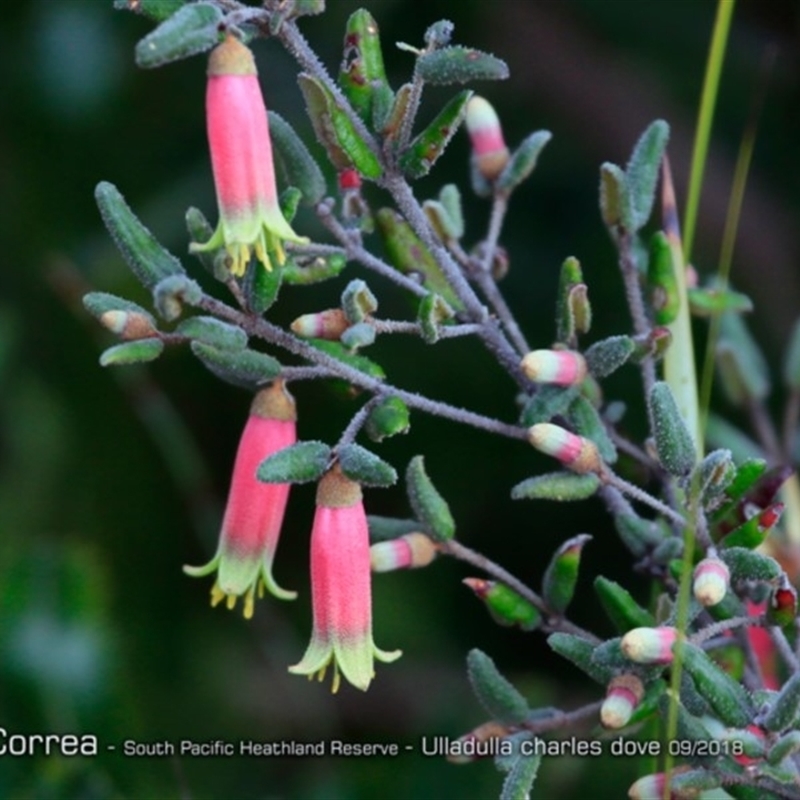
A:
[210,582,226,608]
[254,238,271,272]
[243,585,256,620]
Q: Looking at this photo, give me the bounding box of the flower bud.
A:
[99,310,158,340]
[369,532,438,572]
[621,626,678,665]
[465,96,509,182]
[520,349,587,386]
[692,557,730,607]
[290,308,350,339]
[463,578,541,631]
[338,168,362,191]
[527,423,602,474]
[601,674,644,729]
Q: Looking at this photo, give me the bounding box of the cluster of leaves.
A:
[91,1,800,798]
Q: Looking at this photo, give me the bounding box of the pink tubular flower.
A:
[289,467,401,692]
[190,35,307,276]
[184,381,297,618]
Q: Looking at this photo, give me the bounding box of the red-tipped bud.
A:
[190,36,307,276]
[99,310,158,340]
[527,423,602,474]
[621,626,678,665]
[338,168,362,191]
[692,557,730,607]
[369,532,438,572]
[601,674,645,729]
[446,721,512,765]
[465,96,509,182]
[290,308,350,340]
[463,578,541,631]
[520,349,587,386]
[768,576,797,629]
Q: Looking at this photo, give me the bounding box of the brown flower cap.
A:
[208,34,257,77]
[250,380,297,422]
[316,464,362,508]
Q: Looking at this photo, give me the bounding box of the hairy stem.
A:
[197,294,530,442]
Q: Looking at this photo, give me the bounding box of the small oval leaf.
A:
[95,181,186,290]
[100,338,164,367]
[174,316,247,350]
[337,443,397,487]
[257,441,331,484]
[416,46,509,85]
[134,3,222,69]
[406,455,455,541]
[191,342,281,389]
[510,471,600,502]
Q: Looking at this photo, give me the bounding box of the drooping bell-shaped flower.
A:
[184,381,297,618]
[190,35,307,276]
[289,466,401,692]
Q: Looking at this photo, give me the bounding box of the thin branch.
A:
[617,232,657,432]
[691,614,759,645]
[280,366,335,382]
[196,294,530,442]
[373,319,483,338]
[521,701,603,736]
[335,396,381,449]
[603,471,686,528]
[769,625,800,674]
[315,201,429,299]
[384,175,529,386]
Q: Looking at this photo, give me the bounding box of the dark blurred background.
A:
[1,0,799,797]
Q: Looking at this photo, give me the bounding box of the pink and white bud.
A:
[370,532,438,573]
[520,349,587,386]
[290,308,350,340]
[190,36,307,276]
[527,423,602,474]
[621,626,678,665]
[692,557,730,607]
[465,96,509,182]
[289,467,401,692]
[184,381,297,618]
[600,674,644,729]
[100,310,158,341]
